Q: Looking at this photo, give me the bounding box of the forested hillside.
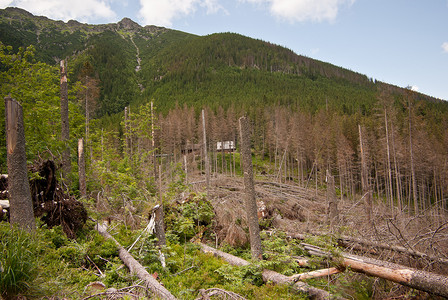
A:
[1,7,448,299]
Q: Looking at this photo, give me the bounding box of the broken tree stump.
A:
[5,96,35,232]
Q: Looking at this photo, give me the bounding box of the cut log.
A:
[199,243,335,300]
[96,223,177,300]
[261,270,339,299]
[290,267,341,281]
[302,243,448,298]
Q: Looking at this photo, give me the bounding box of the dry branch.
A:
[196,288,247,300]
[302,243,448,298]
[95,223,177,300]
[199,243,334,300]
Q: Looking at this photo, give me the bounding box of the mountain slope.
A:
[0,7,445,117]
[0,7,195,115]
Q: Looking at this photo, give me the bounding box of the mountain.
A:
[1,7,445,117]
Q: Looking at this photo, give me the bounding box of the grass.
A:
[0,224,39,299]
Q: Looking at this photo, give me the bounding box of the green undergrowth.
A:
[0,200,377,300]
[0,220,123,298]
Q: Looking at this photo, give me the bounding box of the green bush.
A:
[0,224,39,299]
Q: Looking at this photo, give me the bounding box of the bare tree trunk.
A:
[151,101,157,180]
[154,204,166,247]
[408,96,418,214]
[85,76,89,147]
[238,116,263,260]
[96,223,176,299]
[78,138,87,198]
[156,163,167,253]
[384,109,394,210]
[5,97,35,232]
[60,59,71,183]
[183,154,188,184]
[202,109,210,194]
[358,125,372,225]
[326,169,338,228]
[391,124,402,212]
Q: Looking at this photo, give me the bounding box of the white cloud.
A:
[411,85,419,92]
[2,0,116,23]
[442,42,448,53]
[138,0,223,26]
[242,0,355,23]
[0,0,13,7]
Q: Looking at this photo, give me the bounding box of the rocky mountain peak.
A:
[117,17,141,30]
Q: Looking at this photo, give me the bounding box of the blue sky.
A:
[1,0,447,100]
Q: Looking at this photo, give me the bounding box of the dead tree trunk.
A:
[154,204,166,247]
[238,116,263,260]
[96,223,176,299]
[202,109,210,194]
[60,59,71,183]
[199,243,333,300]
[358,125,372,225]
[408,95,418,214]
[326,169,338,228]
[155,164,166,249]
[124,106,131,157]
[151,101,158,180]
[5,97,35,232]
[303,243,448,298]
[384,109,394,210]
[78,138,87,198]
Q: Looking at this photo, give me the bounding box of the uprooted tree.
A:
[1,159,88,239]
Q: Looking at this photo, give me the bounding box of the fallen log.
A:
[276,231,448,265]
[199,243,335,300]
[95,223,177,300]
[290,267,341,281]
[336,235,448,265]
[302,243,448,298]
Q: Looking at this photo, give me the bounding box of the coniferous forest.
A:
[0,7,448,299]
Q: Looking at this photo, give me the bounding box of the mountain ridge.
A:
[0,6,445,117]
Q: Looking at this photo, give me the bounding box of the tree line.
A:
[1,42,447,220]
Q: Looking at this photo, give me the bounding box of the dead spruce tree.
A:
[238,116,263,260]
[326,169,338,228]
[78,138,86,198]
[60,59,71,183]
